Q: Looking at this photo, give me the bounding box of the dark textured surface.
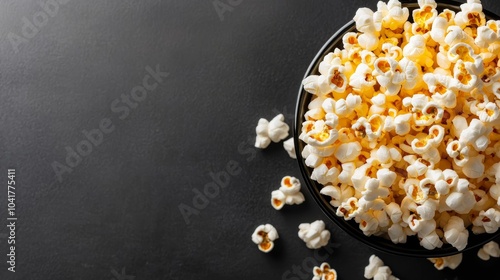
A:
[0,0,500,279]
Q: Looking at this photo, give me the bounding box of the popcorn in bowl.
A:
[298,0,500,252]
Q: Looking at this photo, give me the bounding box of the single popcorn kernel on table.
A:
[251,224,279,253]
[299,0,500,251]
[313,262,338,280]
[364,254,399,280]
[271,176,305,210]
[255,113,289,149]
[298,220,331,249]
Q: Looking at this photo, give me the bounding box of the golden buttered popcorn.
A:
[300,0,500,251]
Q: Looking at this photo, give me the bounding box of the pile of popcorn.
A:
[299,0,500,251]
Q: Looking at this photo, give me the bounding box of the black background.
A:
[1,0,500,279]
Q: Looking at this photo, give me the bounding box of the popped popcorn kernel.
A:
[271,176,305,210]
[251,224,279,253]
[255,114,289,149]
[298,220,331,249]
[299,0,500,252]
[428,253,463,270]
[477,241,500,260]
[313,262,338,280]
[364,254,399,280]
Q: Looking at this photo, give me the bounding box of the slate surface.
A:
[1,0,500,279]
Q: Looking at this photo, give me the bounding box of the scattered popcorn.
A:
[477,241,500,260]
[364,255,399,280]
[312,262,338,280]
[271,176,305,210]
[251,224,279,253]
[428,253,463,270]
[298,0,500,252]
[298,220,331,249]
[255,114,289,149]
[283,138,297,159]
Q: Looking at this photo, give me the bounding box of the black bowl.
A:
[294,0,500,258]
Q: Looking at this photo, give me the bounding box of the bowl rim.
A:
[294,0,500,258]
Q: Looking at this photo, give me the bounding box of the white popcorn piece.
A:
[454,0,485,29]
[362,178,390,201]
[279,176,301,194]
[272,176,305,209]
[255,114,289,149]
[251,224,279,253]
[255,118,272,149]
[337,197,360,220]
[303,120,339,148]
[268,114,290,143]
[326,58,348,94]
[334,142,362,163]
[283,138,296,159]
[373,0,409,31]
[393,113,412,135]
[474,23,498,48]
[430,15,451,44]
[428,253,463,270]
[350,63,377,93]
[354,7,377,34]
[352,116,384,141]
[280,176,305,206]
[478,102,500,124]
[357,211,380,236]
[423,73,458,108]
[477,241,500,261]
[285,192,306,205]
[298,220,331,249]
[311,160,340,185]
[373,57,405,96]
[420,230,444,250]
[320,184,355,207]
[399,57,420,90]
[473,208,500,233]
[444,216,469,251]
[364,254,399,280]
[313,262,338,280]
[302,75,331,97]
[388,223,407,244]
[403,35,433,67]
[385,202,403,223]
[445,179,476,214]
[453,60,479,90]
[459,119,492,152]
[364,255,383,279]
[271,190,286,210]
[338,162,356,184]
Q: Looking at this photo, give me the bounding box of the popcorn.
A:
[364,254,399,280]
[373,0,409,31]
[443,216,469,251]
[299,0,500,253]
[283,138,296,159]
[251,224,279,253]
[373,57,405,96]
[428,253,463,270]
[454,0,485,29]
[312,262,338,280]
[311,160,340,185]
[271,190,286,210]
[473,208,500,233]
[255,114,289,149]
[320,184,355,207]
[271,176,305,210]
[298,220,331,249]
[477,241,500,260]
[445,179,476,214]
